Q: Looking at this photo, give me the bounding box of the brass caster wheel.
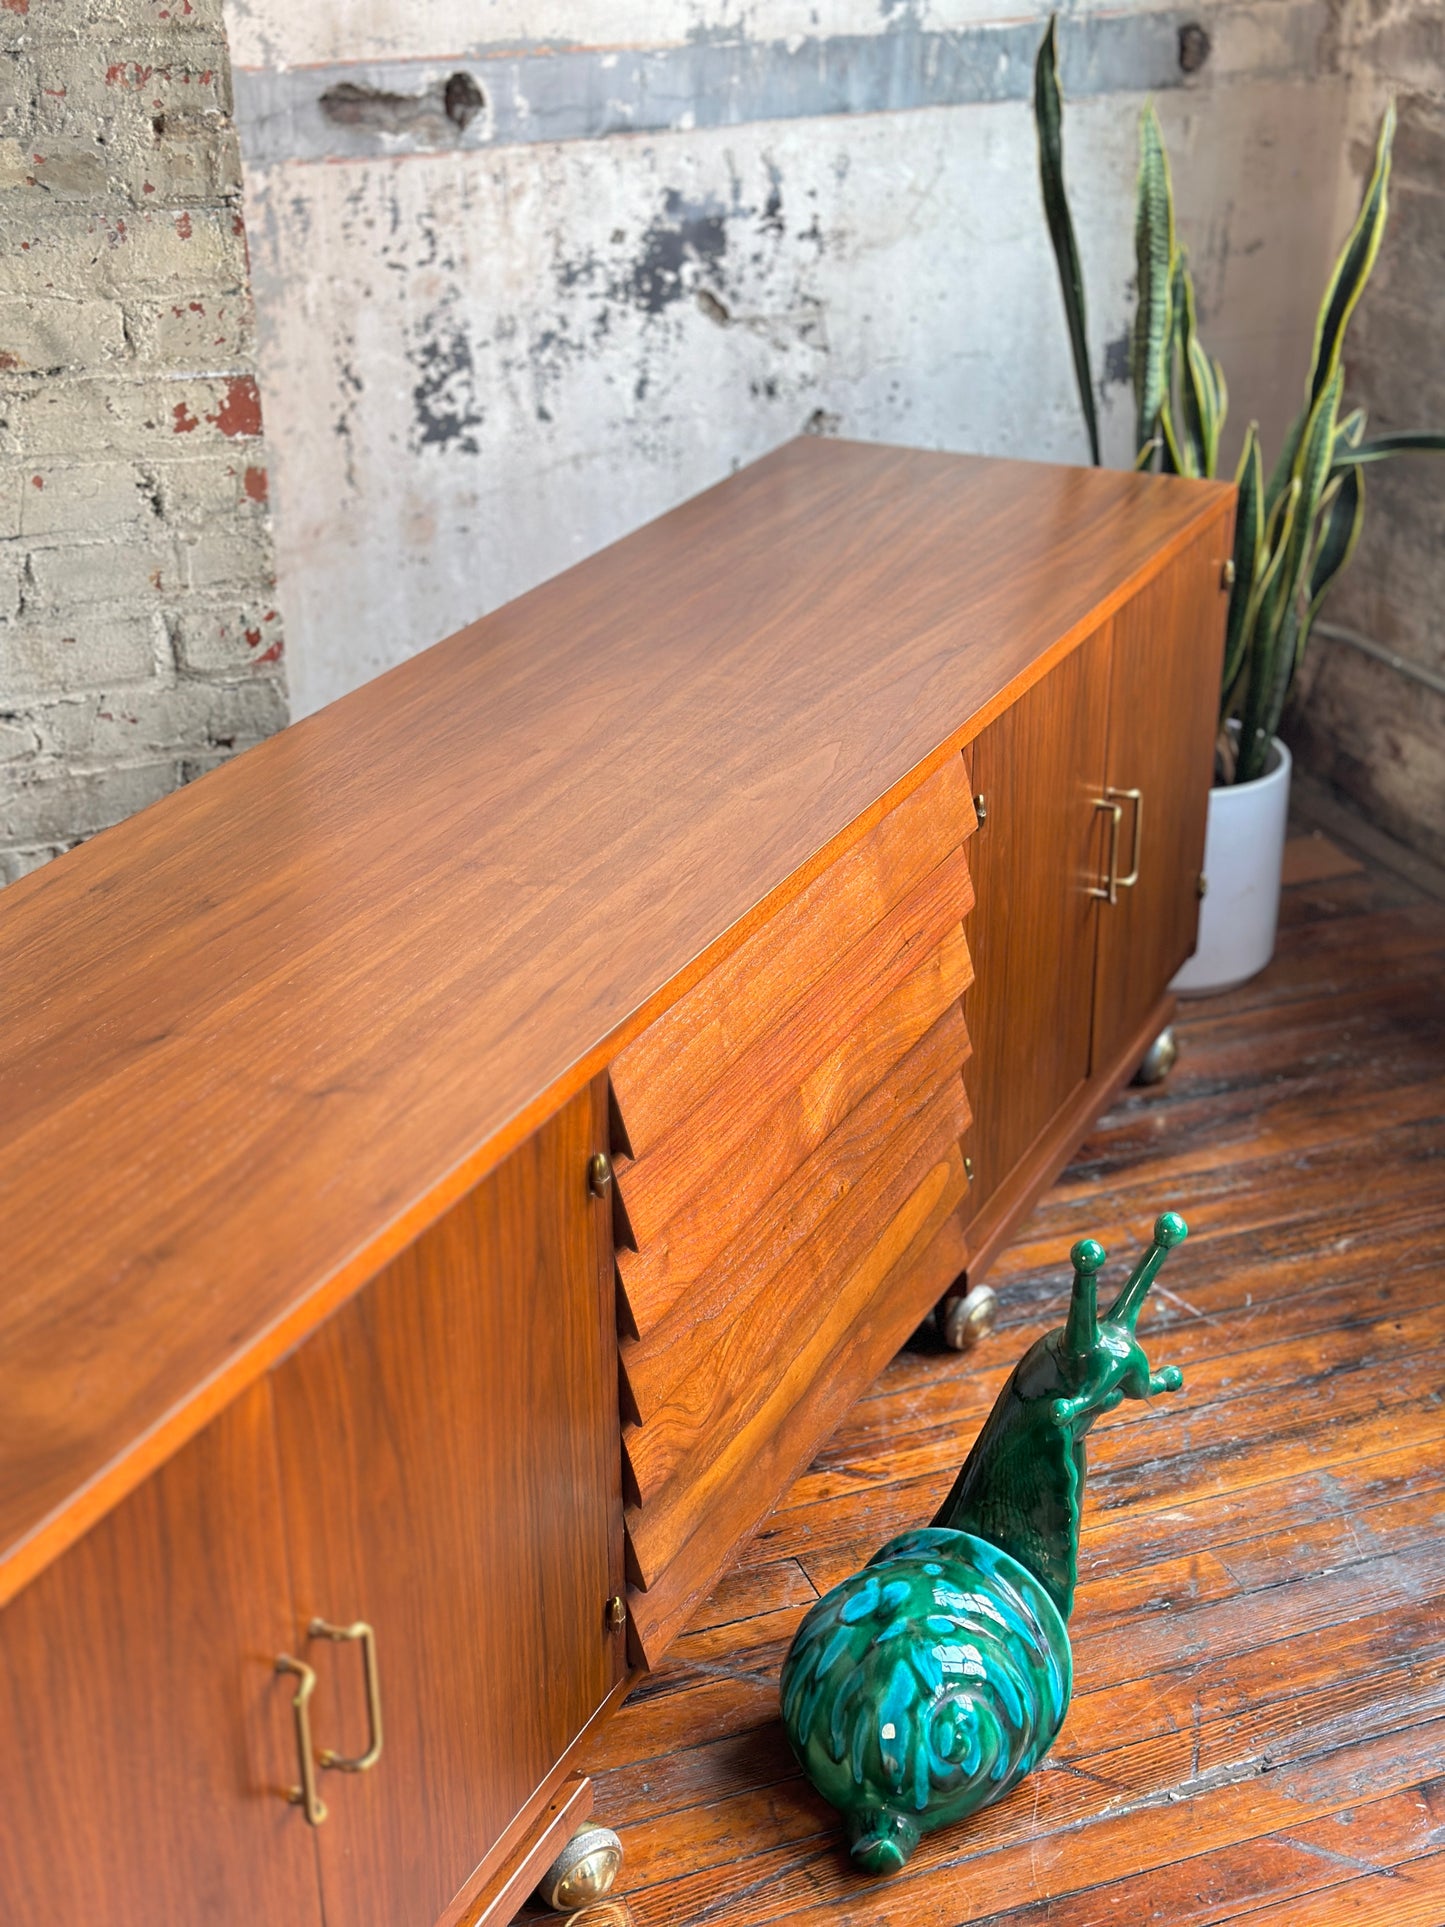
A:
[537,1822,623,1912]
[939,1284,998,1353]
[1132,1025,1179,1087]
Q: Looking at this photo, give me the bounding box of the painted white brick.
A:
[0,611,161,697]
[0,756,178,845]
[0,295,128,373]
[0,375,265,458]
[20,461,156,536]
[173,598,282,672]
[27,536,181,605]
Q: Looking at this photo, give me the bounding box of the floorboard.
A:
[530,820,1445,1926]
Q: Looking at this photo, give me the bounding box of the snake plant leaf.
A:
[1132,104,1176,461]
[1034,17,1101,467]
[1305,461,1365,634]
[1237,368,1342,782]
[1219,423,1264,718]
[1308,101,1395,409]
[1267,103,1395,511]
[1234,476,1301,782]
[1333,428,1445,472]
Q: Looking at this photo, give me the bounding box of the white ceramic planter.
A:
[1172,736,1292,995]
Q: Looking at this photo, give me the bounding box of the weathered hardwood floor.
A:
[545,827,1445,1927]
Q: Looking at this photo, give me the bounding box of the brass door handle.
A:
[276,1655,328,1825]
[1112,787,1144,890]
[1089,798,1124,903]
[310,1618,384,1772]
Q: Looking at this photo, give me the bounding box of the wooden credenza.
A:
[0,442,1232,1923]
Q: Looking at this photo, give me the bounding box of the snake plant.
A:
[1034,20,1445,785]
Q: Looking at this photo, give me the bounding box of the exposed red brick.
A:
[207,376,263,439]
[242,465,268,504]
[254,638,284,665]
[172,399,200,434]
[175,211,192,241]
[30,476,43,490]
[2,0,29,16]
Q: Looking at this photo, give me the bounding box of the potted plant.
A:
[1033,19,1445,990]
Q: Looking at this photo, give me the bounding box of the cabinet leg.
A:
[1132,1025,1179,1087]
[536,1822,623,1912]
[937,1284,999,1353]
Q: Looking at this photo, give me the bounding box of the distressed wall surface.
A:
[1287,2,1445,867]
[225,1,1352,717]
[0,0,284,884]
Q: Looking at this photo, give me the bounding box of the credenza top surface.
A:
[0,437,1231,1601]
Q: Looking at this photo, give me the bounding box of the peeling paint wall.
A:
[226,1,1355,719]
[0,0,285,885]
[1288,2,1445,867]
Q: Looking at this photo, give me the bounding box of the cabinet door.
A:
[0,1382,322,1926]
[269,1082,624,1927]
[960,625,1111,1226]
[1092,530,1230,1069]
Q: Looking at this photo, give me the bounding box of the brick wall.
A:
[0,0,285,885]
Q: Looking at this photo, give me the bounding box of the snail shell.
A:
[780,1527,1071,1873]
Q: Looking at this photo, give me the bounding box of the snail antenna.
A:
[1063,1238,1106,1355]
[1105,1212,1189,1332]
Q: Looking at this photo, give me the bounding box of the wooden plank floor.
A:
[538,827,1445,1927]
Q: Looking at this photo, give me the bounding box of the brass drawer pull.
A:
[310,1618,384,1772]
[1112,786,1144,890]
[276,1655,328,1826]
[1089,797,1124,903]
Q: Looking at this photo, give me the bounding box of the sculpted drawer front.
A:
[606,755,978,1665]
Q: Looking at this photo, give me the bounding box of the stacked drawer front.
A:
[609,754,978,1665]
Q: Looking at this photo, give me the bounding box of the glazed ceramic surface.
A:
[781,1528,1070,1872]
[780,1213,1189,1872]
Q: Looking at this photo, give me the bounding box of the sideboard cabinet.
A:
[0,441,1232,1922]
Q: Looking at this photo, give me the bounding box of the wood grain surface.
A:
[959,622,1110,1221]
[1092,525,1229,1068]
[268,1082,622,1927]
[539,824,1445,1926]
[0,1381,322,1925]
[0,441,1230,1606]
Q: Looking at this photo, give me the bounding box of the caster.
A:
[537,1822,623,1912]
[939,1284,998,1352]
[1132,1025,1178,1087]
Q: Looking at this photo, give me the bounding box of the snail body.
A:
[780,1212,1189,1872]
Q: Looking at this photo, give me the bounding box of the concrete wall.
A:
[1287,1,1445,867]
[224,0,1352,718]
[0,0,284,884]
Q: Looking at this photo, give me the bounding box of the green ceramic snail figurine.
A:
[780,1211,1188,1874]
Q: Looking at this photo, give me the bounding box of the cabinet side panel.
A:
[269,1083,622,1927]
[0,1382,321,1924]
[960,626,1112,1225]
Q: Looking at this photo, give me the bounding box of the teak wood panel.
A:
[625,1199,972,1667]
[615,846,975,1252]
[959,623,1112,1224]
[622,1078,972,1527]
[267,1085,623,1927]
[615,929,974,1339]
[1091,527,1231,1068]
[0,442,1232,1607]
[609,755,976,1153]
[620,1004,973,1427]
[0,1382,321,1926]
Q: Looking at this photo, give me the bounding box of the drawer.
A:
[620,1004,971,1433]
[616,936,973,1339]
[623,1086,969,1554]
[624,1199,971,1667]
[610,753,977,1157]
[606,755,978,1667]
